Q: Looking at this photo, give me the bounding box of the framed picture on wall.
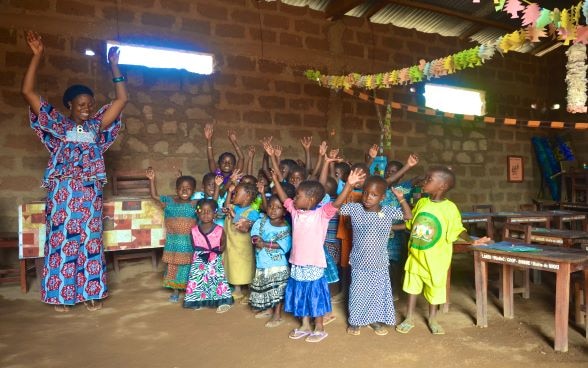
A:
[507,155,524,182]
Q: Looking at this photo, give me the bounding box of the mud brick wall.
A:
[0,0,586,232]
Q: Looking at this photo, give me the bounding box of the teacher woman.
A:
[21,31,128,312]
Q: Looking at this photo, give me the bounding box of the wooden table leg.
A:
[19,259,27,293]
[554,263,571,352]
[584,269,588,341]
[487,220,494,239]
[474,251,488,327]
[502,264,514,319]
[443,266,451,313]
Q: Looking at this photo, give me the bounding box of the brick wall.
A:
[0,0,586,232]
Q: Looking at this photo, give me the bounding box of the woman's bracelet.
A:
[399,198,406,204]
[112,76,126,83]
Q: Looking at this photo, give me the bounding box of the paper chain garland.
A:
[342,88,588,130]
[306,1,588,114]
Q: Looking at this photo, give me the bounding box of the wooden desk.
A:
[530,227,588,249]
[492,211,553,228]
[461,212,494,238]
[543,210,588,231]
[472,242,588,352]
[443,240,472,313]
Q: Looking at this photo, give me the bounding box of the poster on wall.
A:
[507,155,524,183]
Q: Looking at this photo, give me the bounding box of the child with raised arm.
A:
[396,166,490,335]
[340,175,412,336]
[183,199,233,313]
[204,123,244,186]
[223,182,260,300]
[249,195,292,328]
[191,173,226,226]
[272,168,365,343]
[146,167,198,303]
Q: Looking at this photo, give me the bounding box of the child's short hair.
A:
[176,175,196,189]
[240,175,258,185]
[197,198,218,211]
[281,182,296,199]
[325,177,338,197]
[334,162,351,181]
[202,172,216,184]
[363,175,388,192]
[385,160,403,172]
[236,182,258,201]
[218,152,236,166]
[297,180,325,205]
[267,194,282,206]
[289,165,307,178]
[350,162,369,174]
[280,159,297,170]
[428,165,456,190]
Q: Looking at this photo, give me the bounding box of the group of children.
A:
[146,123,490,343]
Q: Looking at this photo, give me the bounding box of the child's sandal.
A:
[346,326,361,336]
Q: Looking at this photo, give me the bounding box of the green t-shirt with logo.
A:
[405,197,465,286]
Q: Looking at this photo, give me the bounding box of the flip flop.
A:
[54,305,71,313]
[168,294,180,303]
[288,328,312,340]
[265,319,284,328]
[240,296,250,305]
[305,330,328,343]
[428,321,445,335]
[368,323,389,336]
[255,310,273,319]
[346,326,361,336]
[323,315,337,326]
[84,300,102,312]
[216,304,231,314]
[395,320,415,334]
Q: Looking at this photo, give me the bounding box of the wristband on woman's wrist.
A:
[112,76,126,83]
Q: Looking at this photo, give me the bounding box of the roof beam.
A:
[385,0,516,32]
[364,0,389,20]
[324,0,365,21]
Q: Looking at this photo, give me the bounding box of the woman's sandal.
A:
[395,320,415,334]
[346,326,361,336]
[368,323,389,336]
[54,305,71,313]
[428,320,446,335]
[84,300,102,312]
[265,319,284,328]
[288,328,312,340]
[216,304,231,314]
[305,330,328,343]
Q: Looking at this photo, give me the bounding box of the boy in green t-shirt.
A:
[396,166,491,335]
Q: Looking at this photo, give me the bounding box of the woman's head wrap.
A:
[62,84,94,108]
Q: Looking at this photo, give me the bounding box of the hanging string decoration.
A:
[565,43,588,113]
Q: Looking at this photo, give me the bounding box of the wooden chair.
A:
[499,223,532,299]
[571,172,588,203]
[472,204,495,213]
[110,171,159,272]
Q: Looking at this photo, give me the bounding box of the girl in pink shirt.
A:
[271,168,365,343]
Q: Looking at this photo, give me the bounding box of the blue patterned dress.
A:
[30,97,121,305]
[161,196,198,290]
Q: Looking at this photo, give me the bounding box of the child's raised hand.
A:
[318,141,328,156]
[227,183,236,193]
[230,168,243,183]
[269,168,279,182]
[204,123,213,141]
[300,136,312,150]
[227,130,238,143]
[247,145,256,158]
[327,148,339,159]
[347,168,366,187]
[108,46,120,65]
[472,236,492,246]
[145,167,155,181]
[25,31,44,55]
[391,187,405,200]
[262,141,275,156]
[214,175,224,187]
[407,153,419,167]
[273,145,283,158]
[256,181,265,194]
[368,144,379,159]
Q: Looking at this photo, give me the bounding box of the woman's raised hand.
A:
[26,31,44,55]
[108,46,120,65]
